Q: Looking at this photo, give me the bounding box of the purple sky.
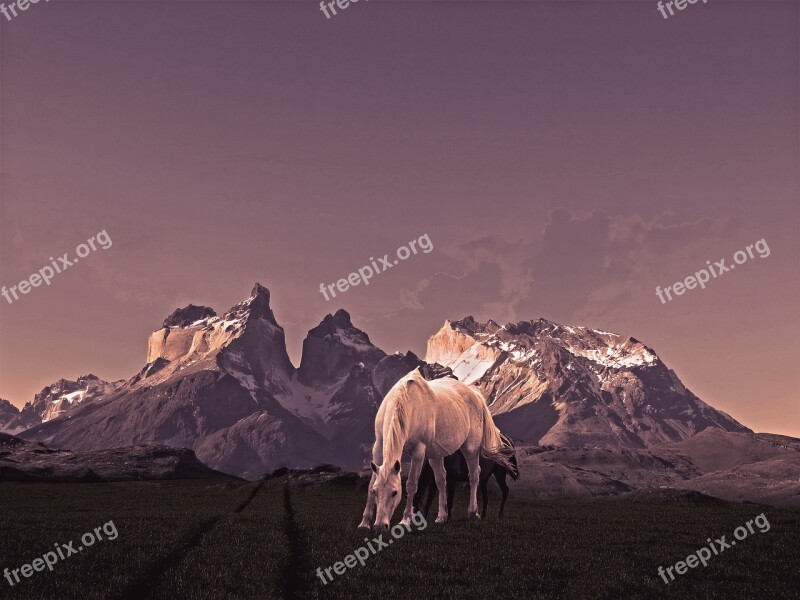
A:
[1,0,798,436]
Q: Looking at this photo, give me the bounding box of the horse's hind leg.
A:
[415,462,437,519]
[430,457,450,523]
[480,476,489,519]
[463,450,481,520]
[413,463,432,516]
[497,471,509,519]
[424,482,437,520]
[446,478,456,516]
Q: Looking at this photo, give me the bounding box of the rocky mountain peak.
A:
[19,375,117,426]
[310,309,355,335]
[162,305,217,328]
[502,319,543,337]
[297,311,385,386]
[451,316,503,336]
[0,398,39,436]
[222,283,277,324]
[330,308,354,329]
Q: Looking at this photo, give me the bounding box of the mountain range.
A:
[4,283,794,506]
[426,316,748,446]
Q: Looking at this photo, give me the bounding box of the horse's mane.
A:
[383,393,407,466]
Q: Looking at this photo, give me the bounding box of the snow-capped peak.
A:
[425,315,746,448]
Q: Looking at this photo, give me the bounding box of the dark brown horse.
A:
[413,436,519,520]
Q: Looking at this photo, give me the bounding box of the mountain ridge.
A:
[12,283,751,479]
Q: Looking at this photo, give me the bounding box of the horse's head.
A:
[370,459,402,530]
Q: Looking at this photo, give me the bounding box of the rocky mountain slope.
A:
[30,374,120,423]
[425,317,749,447]
[0,433,237,482]
[0,374,119,434]
[508,429,800,508]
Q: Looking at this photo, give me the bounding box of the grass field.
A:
[0,480,798,599]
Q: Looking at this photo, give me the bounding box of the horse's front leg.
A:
[464,450,481,520]
[430,457,449,523]
[358,473,377,529]
[358,440,382,529]
[401,444,426,525]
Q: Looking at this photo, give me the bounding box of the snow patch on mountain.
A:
[275,378,346,424]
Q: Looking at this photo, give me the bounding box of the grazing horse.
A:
[413,440,519,520]
[358,368,515,530]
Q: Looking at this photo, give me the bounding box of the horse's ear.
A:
[371,461,379,473]
[393,460,401,473]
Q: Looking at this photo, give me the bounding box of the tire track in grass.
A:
[280,485,312,600]
[113,482,264,600]
[235,481,264,513]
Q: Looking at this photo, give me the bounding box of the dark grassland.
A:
[0,480,798,599]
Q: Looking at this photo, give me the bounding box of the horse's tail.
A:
[479,401,517,475]
[499,432,519,480]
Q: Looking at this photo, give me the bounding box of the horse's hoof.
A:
[357,521,371,529]
[435,515,448,524]
[468,512,481,521]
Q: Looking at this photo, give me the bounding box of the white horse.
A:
[358,368,515,530]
